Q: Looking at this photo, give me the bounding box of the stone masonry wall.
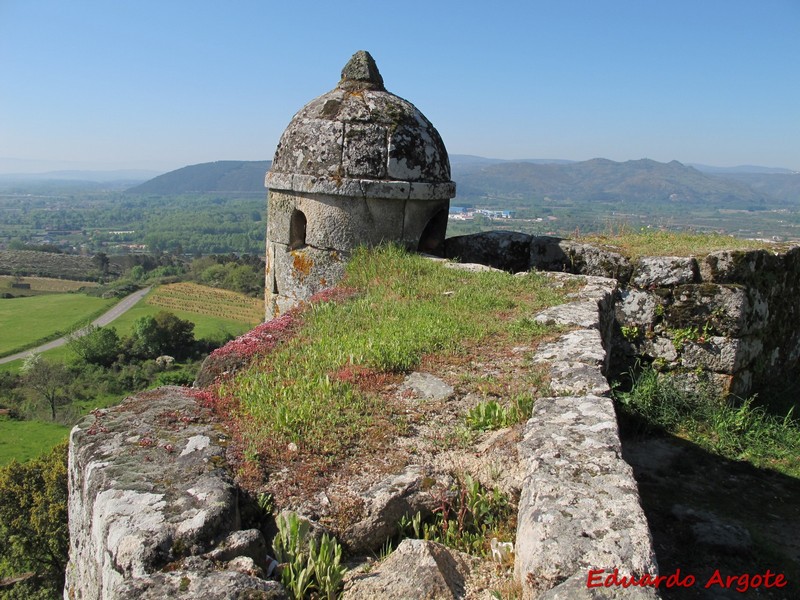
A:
[446,231,800,397]
[64,387,284,599]
[66,261,660,599]
[70,234,800,598]
[515,272,658,599]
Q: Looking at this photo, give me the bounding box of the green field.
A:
[0,418,70,466]
[0,293,116,356]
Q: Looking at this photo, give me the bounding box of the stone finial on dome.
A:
[338,50,385,91]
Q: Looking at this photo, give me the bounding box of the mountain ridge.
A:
[120,157,798,207]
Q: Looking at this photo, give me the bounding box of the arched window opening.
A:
[417,209,448,256]
[289,210,307,250]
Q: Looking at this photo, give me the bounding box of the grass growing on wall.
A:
[580,228,777,259]
[215,244,568,469]
[616,367,800,477]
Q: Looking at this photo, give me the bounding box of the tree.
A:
[131,311,195,359]
[20,355,70,421]
[0,442,69,596]
[92,252,110,276]
[68,326,121,367]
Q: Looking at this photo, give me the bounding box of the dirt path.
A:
[0,286,152,365]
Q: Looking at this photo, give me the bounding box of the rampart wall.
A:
[67,232,799,599]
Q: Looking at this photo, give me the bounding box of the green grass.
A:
[217,245,567,466]
[0,293,116,357]
[0,418,69,467]
[616,367,800,477]
[580,228,778,259]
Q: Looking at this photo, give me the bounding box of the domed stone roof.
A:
[267,51,455,200]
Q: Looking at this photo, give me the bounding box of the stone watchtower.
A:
[264,50,456,318]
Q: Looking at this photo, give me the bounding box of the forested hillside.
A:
[452,158,774,209]
[127,161,271,194]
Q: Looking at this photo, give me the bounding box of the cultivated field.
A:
[0,275,98,296]
[145,282,264,326]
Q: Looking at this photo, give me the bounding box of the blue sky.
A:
[1,0,798,173]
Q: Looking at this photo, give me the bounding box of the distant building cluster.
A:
[448,206,514,221]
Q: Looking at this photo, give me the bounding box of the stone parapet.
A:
[514,273,659,599]
[64,387,281,599]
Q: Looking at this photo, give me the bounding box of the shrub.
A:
[0,442,69,597]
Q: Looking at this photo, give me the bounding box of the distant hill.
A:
[127,161,271,194]
[707,172,800,204]
[452,158,776,209]
[126,157,795,209]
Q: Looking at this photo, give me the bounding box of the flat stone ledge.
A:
[266,172,456,200]
[517,274,658,599]
[515,395,658,599]
[64,387,247,600]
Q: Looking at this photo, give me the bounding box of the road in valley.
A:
[0,286,152,365]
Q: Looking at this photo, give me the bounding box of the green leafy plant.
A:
[620,325,640,342]
[399,475,514,557]
[465,400,507,431]
[273,512,347,600]
[465,394,534,431]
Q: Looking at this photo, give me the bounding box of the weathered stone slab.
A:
[64,387,267,600]
[115,556,286,600]
[400,372,454,402]
[445,231,533,273]
[632,257,698,288]
[616,288,660,326]
[534,300,602,329]
[530,237,633,282]
[681,336,763,374]
[342,539,470,600]
[515,395,657,600]
[342,466,438,553]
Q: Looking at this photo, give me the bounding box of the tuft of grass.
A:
[214,244,566,473]
[465,394,535,431]
[580,228,777,259]
[395,475,515,558]
[616,367,800,477]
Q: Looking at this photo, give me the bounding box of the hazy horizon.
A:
[0,154,796,180]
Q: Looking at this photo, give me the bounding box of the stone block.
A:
[271,244,347,307]
[529,237,632,281]
[515,395,657,599]
[632,256,698,288]
[343,539,470,600]
[444,230,532,273]
[64,387,244,599]
[681,336,763,374]
[616,289,660,327]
